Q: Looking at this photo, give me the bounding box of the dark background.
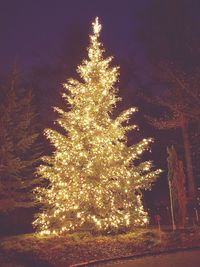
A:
[1,0,200,229]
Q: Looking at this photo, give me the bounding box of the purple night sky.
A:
[0,0,148,73]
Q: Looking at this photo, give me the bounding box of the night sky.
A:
[0,0,152,125]
[0,0,148,73]
[1,0,200,89]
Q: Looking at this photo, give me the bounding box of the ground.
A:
[0,227,200,267]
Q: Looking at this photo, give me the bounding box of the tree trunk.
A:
[177,160,187,227]
[181,117,196,202]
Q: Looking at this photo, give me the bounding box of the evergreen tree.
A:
[34,18,161,235]
[0,68,41,209]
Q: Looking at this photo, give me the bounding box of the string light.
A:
[33,17,161,235]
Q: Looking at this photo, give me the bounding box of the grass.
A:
[0,227,200,267]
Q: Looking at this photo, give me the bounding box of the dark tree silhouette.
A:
[0,67,41,211]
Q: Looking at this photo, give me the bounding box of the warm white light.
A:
[33,17,161,235]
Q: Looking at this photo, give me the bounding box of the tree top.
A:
[92,17,101,35]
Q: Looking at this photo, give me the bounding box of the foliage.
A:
[33,18,161,235]
[0,68,41,210]
[144,62,199,202]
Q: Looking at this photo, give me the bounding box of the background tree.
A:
[0,67,41,211]
[135,0,200,214]
[145,62,200,203]
[33,18,161,235]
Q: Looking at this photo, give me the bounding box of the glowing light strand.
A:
[33,17,161,235]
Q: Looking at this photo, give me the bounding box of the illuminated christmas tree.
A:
[33,18,161,235]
